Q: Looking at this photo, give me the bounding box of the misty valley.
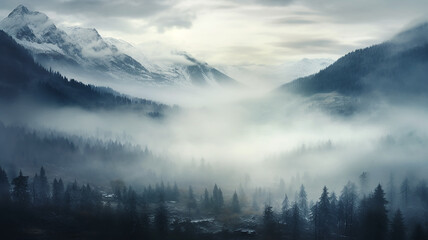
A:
[1,3,428,240]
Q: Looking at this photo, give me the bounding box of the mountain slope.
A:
[176,52,238,87]
[0,5,238,88]
[0,29,165,114]
[279,24,428,104]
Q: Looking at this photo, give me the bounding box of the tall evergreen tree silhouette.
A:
[400,178,410,208]
[390,209,405,240]
[0,167,10,204]
[52,178,65,206]
[298,185,308,217]
[32,167,49,205]
[212,184,224,213]
[359,172,369,196]
[360,184,389,240]
[318,186,331,240]
[290,202,301,240]
[231,191,240,213]
[12,170,30,206]
[38,167,49,203]
[282,194,290,222]
[203,188,210,209]
[187,185,197,213]
[338,181,358,238]
[263,205,278,240]
[155,202,169,239]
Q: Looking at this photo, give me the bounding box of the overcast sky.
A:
[1,0,428,66]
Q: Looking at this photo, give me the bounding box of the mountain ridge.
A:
[0,5,238,88]
[0,29,166,116]
[279,22,428,107]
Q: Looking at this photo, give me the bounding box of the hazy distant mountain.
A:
[0,29,165,115]
[216,58,334,89]
[0,5,237,88]
[280,23,428,103]
[277,58,334,82]
[104,37,239,87]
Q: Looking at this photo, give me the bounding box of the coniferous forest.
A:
[1,166,427,240]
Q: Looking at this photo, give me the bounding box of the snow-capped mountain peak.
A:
[8,4,30,17]
[0,5,238,89]
[1,5,56,43]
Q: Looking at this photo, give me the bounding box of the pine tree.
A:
[360,184,389,240]
[290,202,301,240]
[218,188,224,207]
[0,167,10,204]
[124,187,137,215]
[212,184,224,213]
[263,205,278,240]
[32,167,49,205]
[400,178,409,208]
[329,192,338,237]
[123,186,139,236]
[298,185,308,218]
[282,194,290,221]
[64,180,81,210]
[213,184,218,209]
[372,184,389,240]
[140,201,150,239]
[155,202,169,239]
[52,178,65,206]
[359,172,369,196]
[317,186,331,240]
[187,186,197,213]
[12,170,30,206]
[203,188,210,209]
[32,173,39,204]
[38,167,49,203]
[238,184,247,207]
[310,202,320,240]
[390,209,405,240]
[231,191,240,213]
[338,181,358,238]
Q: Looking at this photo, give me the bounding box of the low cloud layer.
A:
[2,88,428,199]
[273,38,354,55]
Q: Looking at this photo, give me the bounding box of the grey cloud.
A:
[60,0,169,18]
[77,17,148,34]
[151,11,196,33]
[300,0,428,24]
[273,38,354,54]
[272,18,316,25]
[231,0,294,6]
[251,0,294,6]
[0,0,194,32]
[1,0,171,18]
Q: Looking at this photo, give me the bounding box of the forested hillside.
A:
[0,30,166,114]
[280,23,428,104]
[1,165,427,240]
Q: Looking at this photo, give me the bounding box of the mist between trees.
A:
[0,165,427,240]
